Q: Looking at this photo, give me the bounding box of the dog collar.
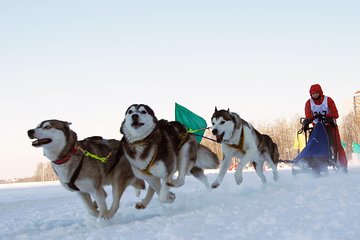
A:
[53,147,78,165]
[226,127,246,154]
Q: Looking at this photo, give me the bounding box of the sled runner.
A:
[280,115,339,176]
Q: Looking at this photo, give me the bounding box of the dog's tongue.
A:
[32,139,52,147]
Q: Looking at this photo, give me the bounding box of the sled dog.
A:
[120,104,220,208]
[210,107,279,188]
[27,120,145,219]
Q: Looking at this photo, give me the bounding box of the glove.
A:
[324,117,336,126]
[302,118,312,130]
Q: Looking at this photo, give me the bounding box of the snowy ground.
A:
[1,163,360,240]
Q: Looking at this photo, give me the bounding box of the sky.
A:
[0,0,359,179]
[1,166,360,240]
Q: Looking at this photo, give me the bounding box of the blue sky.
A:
[0,0,359,179]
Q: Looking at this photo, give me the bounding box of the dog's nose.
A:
[27,129,34,138]
[212,129,218,135]
[132,114,139,121]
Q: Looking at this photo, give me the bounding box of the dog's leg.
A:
[143,175,161,194]
[102,181,128,219]
[211,153,233,188]
[234,153,256,185]
[136,186,155,209]
[142,176,174,204]
[94,187,108,219]
[254,160,267,184]
[167,143,195,188]
[233,160,247,185]
[91,188,107,210]
[190,166,210,189]
[264,153,279,182]
[159,179,175,203]
[77,192,99,217]
[132,178,146,197]
[191,167,210,189]
[138,173,175,204]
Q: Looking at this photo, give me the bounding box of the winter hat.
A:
[309,84,323,96]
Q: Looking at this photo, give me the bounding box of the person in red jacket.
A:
[304,84,348,173]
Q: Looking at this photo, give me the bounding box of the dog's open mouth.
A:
[131,121,144,129]
[32,138,52,147]
[215,133,224,143]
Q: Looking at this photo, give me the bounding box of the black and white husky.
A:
[120,104,220,208]
[27,120,146,219]
[210,108,279,188]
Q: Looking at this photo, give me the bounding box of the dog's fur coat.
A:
[210,108,279,188]
[27,120,145,219]
[120,104,220,208]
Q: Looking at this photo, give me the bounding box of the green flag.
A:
[175,103,207,143]
[341,141,347,149]
[353,142,360,153]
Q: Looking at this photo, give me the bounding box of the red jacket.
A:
[304,84,339,120]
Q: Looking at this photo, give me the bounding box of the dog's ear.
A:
[214,106,218,112]
[231,112,242,129]
[63,121,72,131]
[227,108,230,113]
[120,120,125,134]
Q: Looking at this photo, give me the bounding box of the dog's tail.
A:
[195,144,220,169]
[272,143,280,166]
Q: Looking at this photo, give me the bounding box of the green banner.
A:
[175,103,207,143]
[353,142,360,153]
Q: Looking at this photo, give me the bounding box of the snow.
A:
[1,164,360,240]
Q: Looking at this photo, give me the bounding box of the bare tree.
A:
[201,129,222,159]
[33,162,58,182]
[339,112,360,156]
[257,116,302,161]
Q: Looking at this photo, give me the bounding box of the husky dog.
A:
[210,108,279,188]
[27,120,146,219]
[120,104,220,208]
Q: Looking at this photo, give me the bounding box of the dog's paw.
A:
[235,176,243,185]
[167,191,176,202]
[166,181,174,187]
[273,174,279,182]
[211,181,220,189]
[166,179,185,188]
[100,210,115,220]
[234,171,244,185]
[159,191,176,203]
[135,202,147,209]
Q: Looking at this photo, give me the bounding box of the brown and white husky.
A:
[28,119,146,219]
[120,104,220,208]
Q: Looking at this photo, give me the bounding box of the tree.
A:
[257,116,302,161]
[339,112,360,156]
[33,162,58,182]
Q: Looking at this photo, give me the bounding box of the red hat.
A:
[309,84,323,96]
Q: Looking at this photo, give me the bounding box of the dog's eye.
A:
[220,121,225,125]
[140,110,147,114]
[44,126,52,129]
[128,110,133,114]
[212,122,215,125]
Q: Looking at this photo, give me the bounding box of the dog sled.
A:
[280,115,340,176]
